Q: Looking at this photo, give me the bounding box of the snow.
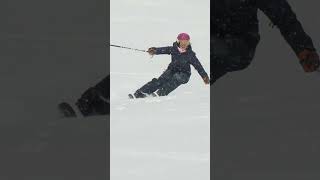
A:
[110,0,210,179]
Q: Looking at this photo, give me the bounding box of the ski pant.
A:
[211,35,259,85]
[94,75,110,100]
[135,69,190,97]
[76,75,110,116]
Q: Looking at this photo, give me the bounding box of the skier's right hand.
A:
[203,76,210,85]
[298,49,320,72]
[147,47,157,56]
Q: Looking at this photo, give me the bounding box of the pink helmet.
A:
[177,33,190,41]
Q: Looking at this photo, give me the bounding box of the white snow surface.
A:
[110,0,210,179]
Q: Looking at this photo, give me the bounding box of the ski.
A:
[58,102,77,118]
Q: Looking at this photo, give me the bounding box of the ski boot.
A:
[128,91,148,99]
[76,87,110,117]
[58,102,77,117]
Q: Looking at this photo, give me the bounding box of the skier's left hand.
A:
[203,76,210,85]
[298,49,320,72]
[147,47,157,56]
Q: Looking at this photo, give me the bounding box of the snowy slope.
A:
[110,0,210,179]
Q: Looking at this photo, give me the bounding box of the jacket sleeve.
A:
[155,46,173,55]
[257,0,316,54]
[190,52,208,79]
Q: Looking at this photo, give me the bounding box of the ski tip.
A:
[58,102,77,118]
[151,92,159,97]
[128,94,135,99]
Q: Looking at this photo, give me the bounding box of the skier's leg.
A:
[211,37,230,84]
[76,75,110,116]
[211,35,258,85]
[211,65,227,85]
[224,36,258,72]
[94,75,109,101]
[134,69,173,98]
[156,72,190,96]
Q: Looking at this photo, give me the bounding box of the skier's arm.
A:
[257,0,315,54]
[148,46,172,55]
[257,0,320,72]
[190,53,209,84]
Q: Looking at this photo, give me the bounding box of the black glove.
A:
[298,49,320,72]
[147,47,157,56]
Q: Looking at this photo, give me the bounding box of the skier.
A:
[211,0,320,85]
[129,33,210,99]
[59,75,109,117]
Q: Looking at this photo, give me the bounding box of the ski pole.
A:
[110,44,147,52]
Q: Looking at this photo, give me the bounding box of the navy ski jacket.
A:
[154,42,208,79]
[212,0,316,54]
